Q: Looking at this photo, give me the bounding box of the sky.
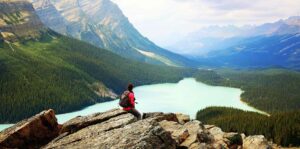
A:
[111,0,300,47]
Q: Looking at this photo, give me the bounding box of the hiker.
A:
[119,83,142,120]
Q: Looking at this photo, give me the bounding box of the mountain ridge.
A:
[166,16,300,69]
[0,0,47,41]
[167,16,300,57]
[30,0,195,67]
[0,0,195,123]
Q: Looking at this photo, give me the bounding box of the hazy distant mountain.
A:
[244,16,300,36]
[164,16,300,69]
[199,33,300,69]
[165,25,249,56]
[168,16,300,57]
[29,0,193,66]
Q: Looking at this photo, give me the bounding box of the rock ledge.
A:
[0,109,277,149]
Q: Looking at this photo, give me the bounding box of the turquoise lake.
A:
[0,78,267,131]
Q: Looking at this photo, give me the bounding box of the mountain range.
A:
[0,0,195,123]
[167,16,300,69]
[168,16,300,56]
[29,0,194,67]
[1,1,300,147]
[1,0,300,123]
[200,33,300,69]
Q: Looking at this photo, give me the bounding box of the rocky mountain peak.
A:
[29,0,193,66]
[0,108,278,149]
[0,0,46,41]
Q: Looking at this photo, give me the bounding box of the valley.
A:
[0,32,195,123]
[0,0,300,148]
[0,78,267,131]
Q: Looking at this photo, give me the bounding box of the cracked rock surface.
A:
[0,109,59,149]
[1,108,277,149]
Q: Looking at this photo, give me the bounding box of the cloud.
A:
[111,0,300,47]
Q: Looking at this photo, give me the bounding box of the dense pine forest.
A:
[194,69,300,113]
[196,107,300,147]
[0,32,196,123]
[194,69,300,147]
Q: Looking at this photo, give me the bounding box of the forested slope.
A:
[194,69,300,113]
[196,107,300,147]
[0,32,195,123]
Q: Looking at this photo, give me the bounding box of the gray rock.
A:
[223,132,243,147]
[44,117,176,149]
[204,125,215,129]
[176,113,190,124]
[189,142,214,149]
[197,129,214,144]
[142,112,164,119]
[0,108,276,149]
[60,108,127,134]
[143,112,179,123]
[243,135,272,149]
[206,126,225,141]
[181,120,203,147]
[0,109,59,149]
[241,133,246,140]
[211,141,229,149]
[159,120,189,144]
[44,113,137,149]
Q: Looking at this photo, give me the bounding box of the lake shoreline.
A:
[239,98,270,116]
[0,78,269,132]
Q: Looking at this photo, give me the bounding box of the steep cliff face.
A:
[30,0,193,66]
[0,0,46,41]
[0,109,278,149]
[30,0,67,34]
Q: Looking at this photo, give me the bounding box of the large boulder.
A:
[43,110,181,149]
[44,113,137,149]
[181,120,204,147]
[60,108,127,134]
[44,117,176,149]
[159,120,190,144]
[143,112,179,122]
[176,113,190,124]
[243,135,272,149]
[223,132,243,148]
[0,109,59,149]
[205,125,225,141]
[201,125,244,149]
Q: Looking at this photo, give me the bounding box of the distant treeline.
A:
[196,107,300,147]
[194,69,300,113]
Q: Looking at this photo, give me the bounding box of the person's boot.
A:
[141,113,145,119]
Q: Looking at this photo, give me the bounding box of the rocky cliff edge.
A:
[0,109,278,149]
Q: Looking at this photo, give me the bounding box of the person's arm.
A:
[128,93,135,108]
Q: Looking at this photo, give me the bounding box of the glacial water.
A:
[0,78,267,131]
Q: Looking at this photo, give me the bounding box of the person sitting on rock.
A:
[120,83,142,120]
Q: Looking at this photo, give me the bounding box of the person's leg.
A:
[128,108,141,120]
